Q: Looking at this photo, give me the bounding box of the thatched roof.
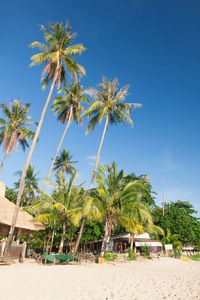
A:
[0,181,45,235]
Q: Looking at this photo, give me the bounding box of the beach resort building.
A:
[86,233,163,254]
[0,181,44,259]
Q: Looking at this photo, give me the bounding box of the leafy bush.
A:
[191,254,200,261]
[174,251,181,257]
[141,246,149,257]
[127,247,136,260]
[194,246,200,252]
[104,252,118,261]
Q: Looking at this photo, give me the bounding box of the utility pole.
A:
[162,176,165,216]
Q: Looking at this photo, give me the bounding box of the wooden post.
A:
[16,229,21,245]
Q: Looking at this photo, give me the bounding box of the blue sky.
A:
[0,0,200,213]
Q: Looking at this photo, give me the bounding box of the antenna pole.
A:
[162,176,165,216]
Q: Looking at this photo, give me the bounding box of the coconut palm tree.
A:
[87,162,151,256]
[14,165,40,206]
[121,176,163,249]
[4,21,86,260]
[33,171,83,254]
[121,202,163,249]
[0,99,36,172]
[73,77,141,253]
[42,81,88,192]
[53,149,77,175]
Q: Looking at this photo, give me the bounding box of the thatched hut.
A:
[0,181,44,236]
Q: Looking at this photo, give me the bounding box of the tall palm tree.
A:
[4,21,86,260]
[0,99,35,172]
[42,81,88,192]
[14,165,40,206]
[73,76,141,253]
[33,171,83,254]
[53,149,77,175]
[91,162,153,256]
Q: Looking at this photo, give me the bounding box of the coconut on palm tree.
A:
[42,81,88,192]
[4,21,86,260]
[0,99,36,172]
[14,165,40,206]
[73,76,141,253]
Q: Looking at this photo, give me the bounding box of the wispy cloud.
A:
[161,148,179,172]
[85,155,97,167]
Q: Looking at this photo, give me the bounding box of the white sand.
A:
[0,258,199,300]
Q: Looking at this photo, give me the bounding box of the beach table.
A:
[45,254,77,264]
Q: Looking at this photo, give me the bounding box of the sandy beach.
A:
[0,258,199,300]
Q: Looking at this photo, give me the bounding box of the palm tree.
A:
[73,76,141,253]
[53,149,77,175]
[14,165,40,206]
[121,202,163,249]
[71,189,102,253]
[88,162,149,255]
[0,99,36,172]
[121,176,163,249]
[42,81,88,192]
[4,21,86,260]
[33,171,83,254]
[89,162,162,255]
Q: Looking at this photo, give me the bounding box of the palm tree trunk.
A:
[42,106,73,193]
[101,219,111,257]
[3,62,59,261]
[0,150,8,172]
[58,221,66,254]
[72,217,85,254]
[46,230,51,253]
[73,115,109,254]
[88,115,109,190]
[50,226,55,254]
[16,229,21,245]
[130,233,134,249]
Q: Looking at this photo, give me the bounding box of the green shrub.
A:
[191,254,200,261]
[141,246,149,257]
[104,252,118,261]
[127,247,136,260]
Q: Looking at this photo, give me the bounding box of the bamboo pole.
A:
[162,176,165,216]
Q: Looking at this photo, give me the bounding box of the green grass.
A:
[126,256,136,261]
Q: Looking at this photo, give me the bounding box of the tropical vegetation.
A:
[0,20,199,261]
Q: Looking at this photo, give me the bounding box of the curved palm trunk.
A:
[0,150,8,172]
[3,63,59,261]
[101,218,112,257]
[42,106,73,193]
[58,221,66,254]
[73,116,109,254]
[72,217,85,254]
